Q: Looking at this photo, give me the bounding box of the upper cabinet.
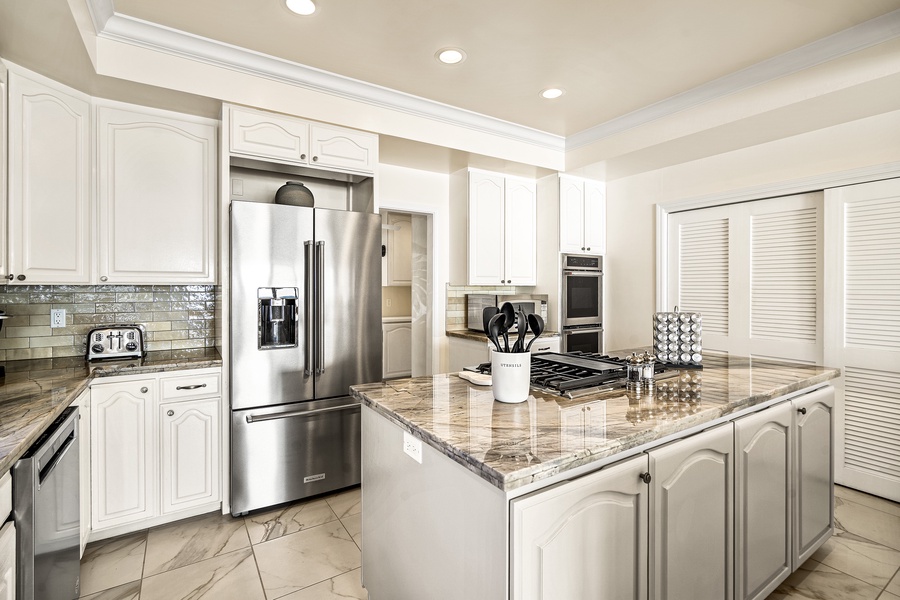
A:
[383,211,412,286]
[4,64,218,285]
[97,103,217,283]
[7,69,92,284]
[229,105,377,175]
[465,169,536,286]
[559,175,606,255]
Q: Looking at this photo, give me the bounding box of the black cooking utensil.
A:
[482,306,499,336]
[513,310,527,352]
[524,313,545,351]
[487,312,505,353]
[499,302,516,352]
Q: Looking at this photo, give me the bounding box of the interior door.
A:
[315,208,383,399]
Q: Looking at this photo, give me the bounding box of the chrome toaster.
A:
[86,325,145,361]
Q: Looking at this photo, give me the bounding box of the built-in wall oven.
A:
[561,254,603,353]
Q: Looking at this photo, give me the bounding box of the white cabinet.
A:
[0,522,13,600]
[383,211,412,286]
[91,378,157,531]
[0,63,7,281]
[90,368,222,536]
[512,453,648,600]
[559,175,606,255]
[734,402,793,600]
[383,319,412,379]
[648,423,733,600]
[467,170,536,286]
[160,397,220,514]
[96,103,217,283]
[7,68,92,284]
[75,390,92,557]
[228,105,377,175]
[793,387,834,568]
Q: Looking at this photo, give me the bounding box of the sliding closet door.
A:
[825,178,900,501]
[667,194,822,363]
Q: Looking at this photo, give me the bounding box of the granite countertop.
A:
[351,353,840,492]
[0,348,222,474]
[446,329,560,342]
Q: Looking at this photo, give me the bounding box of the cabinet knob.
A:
[100,276,108,282]
[167,409,175,417]
[582,247,586,251]
[639,472,652,484]
[16,274,25,281]
[5,274,12,280]
[312,156,319,162]
[300,153,307,160]
[140,386,149,394]
[798,407,807,415]
[586,247,591,251]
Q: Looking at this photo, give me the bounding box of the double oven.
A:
[561,254,603,353]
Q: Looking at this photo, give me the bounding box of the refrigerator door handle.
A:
[304,240,314,377]
[317,240,326,375]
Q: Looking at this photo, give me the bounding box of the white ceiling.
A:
[109,0,900,137]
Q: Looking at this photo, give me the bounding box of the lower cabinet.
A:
[649,423,734,600]
[512,454,648,600]
[75,390,91,557]
[91,368,221,537]
[382,320,412,379]
[0,521,13,600]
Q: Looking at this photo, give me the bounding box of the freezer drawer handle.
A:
[175,383,206,390]
[245,403,358,424]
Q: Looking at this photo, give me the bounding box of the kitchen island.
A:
[351,353,841,600]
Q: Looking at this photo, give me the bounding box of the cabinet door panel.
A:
[383,322,412,379]
[793,387,834,568]
[559,177,585,253]
[161,398,220,514]
[91,380,157,530]
[230,107,309,163]
[0,522,13,600]
[649,423,733,600]
[385,212,412,286]
[583,180,606,254]
[504,178,536,286]
[8,72,91,283]
[98,106,216,283]
[310,124,377,174]
[512,454,648,600]
[735,402,792,600]
[468,172,505,285]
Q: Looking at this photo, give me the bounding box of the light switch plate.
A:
[403,432,422,464]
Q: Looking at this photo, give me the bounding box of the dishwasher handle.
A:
[38,430,76,488]
[245,403,358,424]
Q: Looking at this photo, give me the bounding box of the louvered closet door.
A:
[747,194,823,364]
[825,178,900,501]
[667,205,737,355]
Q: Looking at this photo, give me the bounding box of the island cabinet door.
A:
[511,453,649,600]
[649,422,734,600]
[792,386,834,569]
[734,402,793,600]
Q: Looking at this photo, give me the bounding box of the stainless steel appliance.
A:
[86,324,144,361]
[13,408,80,600]
[466,294,548,332]
[561,254,603,352]
[230,201,382,515]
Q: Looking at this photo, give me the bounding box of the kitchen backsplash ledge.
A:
[0,284,220,361]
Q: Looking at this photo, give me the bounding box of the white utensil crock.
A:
[491,350,531,403]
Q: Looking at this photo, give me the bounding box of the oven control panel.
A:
[86,325,145,361]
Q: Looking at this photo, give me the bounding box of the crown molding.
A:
[85,0,564,153]
[567,8,900,151]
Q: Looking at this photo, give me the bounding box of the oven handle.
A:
[562,327,604,334]
[563,271,602,277]
[37,430,76,488]
[245,403,358,423]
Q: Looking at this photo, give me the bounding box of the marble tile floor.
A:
[79,484,899,600]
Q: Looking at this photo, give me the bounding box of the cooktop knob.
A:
[91,344,104,354]
[125,341,138,351]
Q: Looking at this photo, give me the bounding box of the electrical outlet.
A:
[50,308,66,328]
[403,432,422,464]
[232,178,244,196]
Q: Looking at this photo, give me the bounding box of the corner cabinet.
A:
[7,68,92,284]
[467,170,536,286]
[90,368,221,538]
[559,175,606,255]
[96,103,217,283]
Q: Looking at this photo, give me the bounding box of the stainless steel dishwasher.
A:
[13,407,81,600]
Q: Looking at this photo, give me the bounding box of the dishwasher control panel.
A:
[86,325,145,361]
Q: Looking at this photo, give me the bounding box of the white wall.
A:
[605,108,900,351]
[377,164,451,373]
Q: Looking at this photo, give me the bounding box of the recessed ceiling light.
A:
[540,88,564,99]
[286,0,316,15]
[436,48,466,65]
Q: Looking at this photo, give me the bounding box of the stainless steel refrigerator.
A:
[230,200,382,516]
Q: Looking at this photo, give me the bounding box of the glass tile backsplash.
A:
[0,284,219,361]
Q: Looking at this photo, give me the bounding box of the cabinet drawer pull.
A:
[797,407,807,415]
[639,472,652,484]
[176,384,207,390]
[140,387,148,393]
[100,276,108,282]
[16,274,25,281]
[167,410,175,417]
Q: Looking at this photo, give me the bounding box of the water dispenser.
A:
[258,288,299,349]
